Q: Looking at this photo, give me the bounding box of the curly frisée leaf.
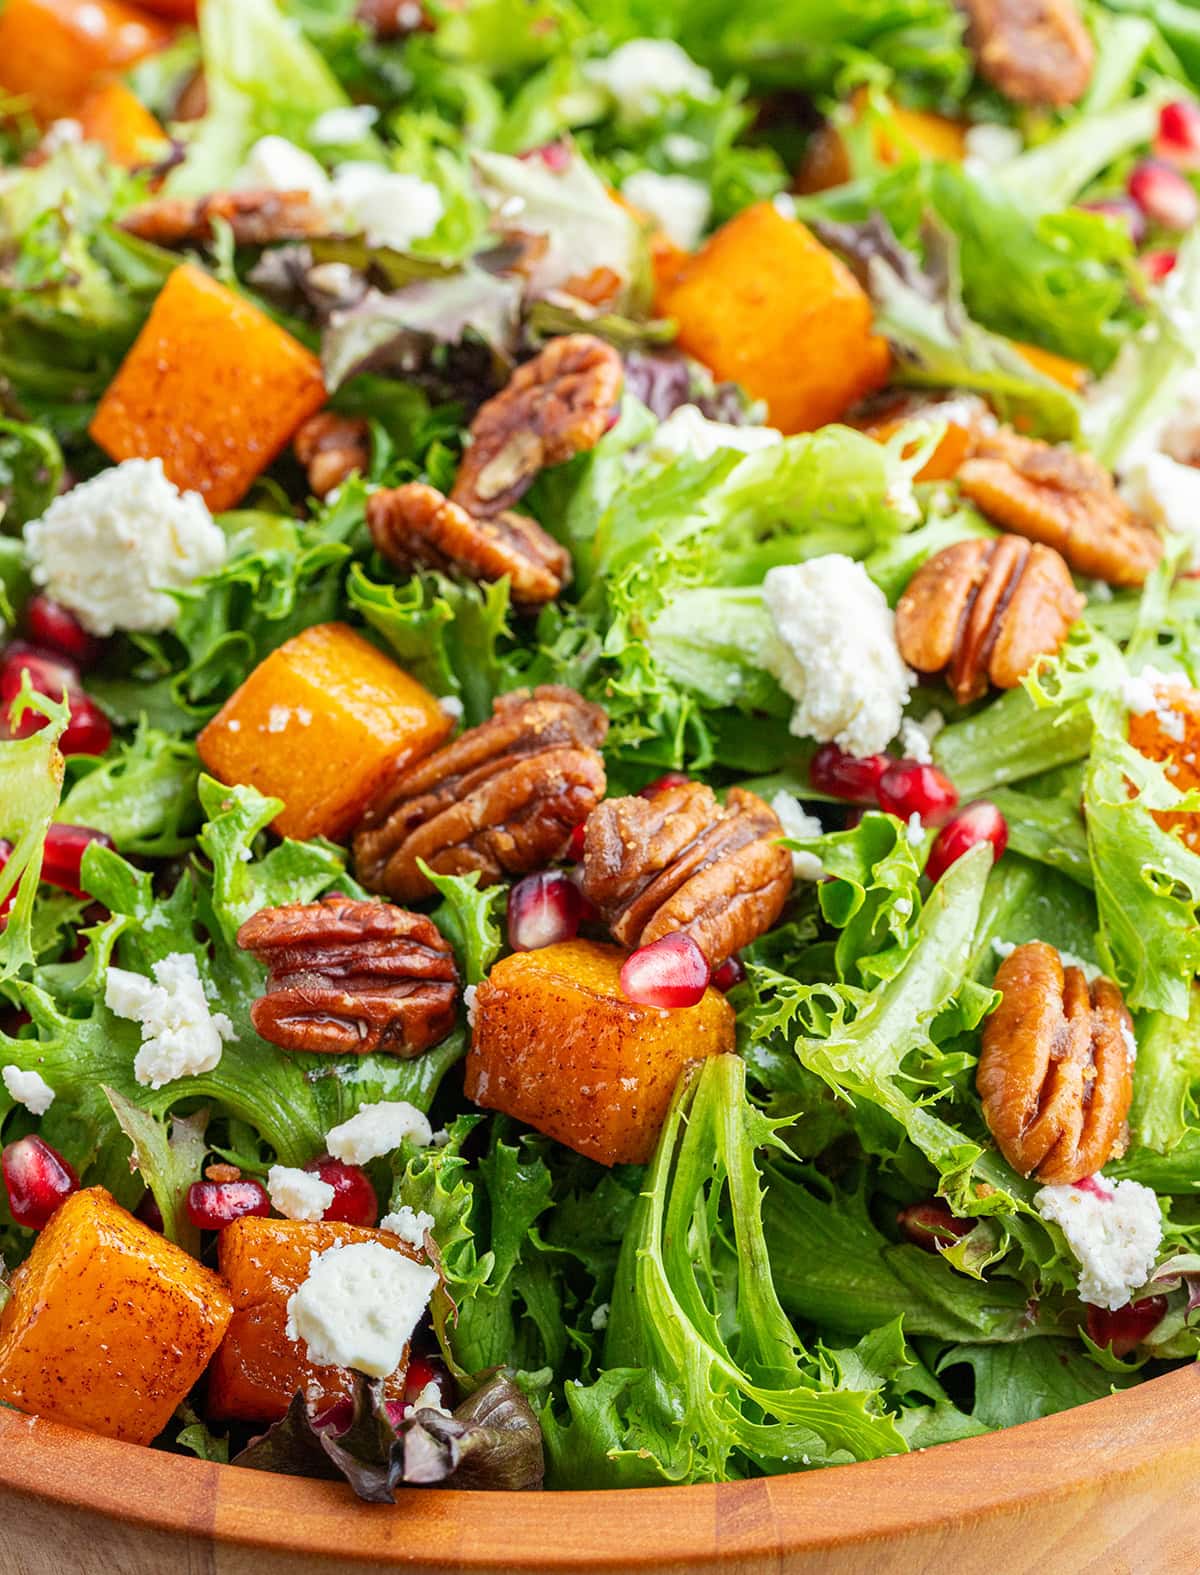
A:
[101,1089,208,1256]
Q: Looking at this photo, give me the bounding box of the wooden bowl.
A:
[2,1367,1198,1572]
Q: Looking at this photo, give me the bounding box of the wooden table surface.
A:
[2,1365,1198,1573]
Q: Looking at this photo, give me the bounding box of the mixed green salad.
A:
[4,0,1200,1500]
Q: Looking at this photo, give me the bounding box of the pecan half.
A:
[580,782,793,965]
[366,481,571,607]
[957,429,1161,587]
[121,189,331,249]
[958,0,1094,106]
[354,686,608,903]
[294,412,371,498]
[237,896,458,1057]
[896,534,1084,704]
[978,941,1133,1183]
[450,334,623,518]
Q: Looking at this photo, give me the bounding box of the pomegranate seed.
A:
[567,822,587,861]
[1128,159,1200,232]
[620,932,710,1008]
[1157,100,1200,169]
[1073,1173,1113,1199]
[0,640,81,725]
[1086,1295,1169,1358]
[877,760,958,826]
[313,1396,356,1435]
[1143,248,1178,282]
[41,823,114,897]
[186,1178,271,1230]
[925,800,1008,882]
[507,870,585,952]
[603,405,621,433]
[0,838,14,927]
[303,1156,377,1227]
[533,142,571,172]
[135,1190,164,1232]
[639,772,691,799]
[897,1200,972,1252]
[24,596,102,669]
[1079,198,1147,245]
[60,693,112,756]
[2,1134,79,1229]
[712,954,746,991]
[809,743,890,804]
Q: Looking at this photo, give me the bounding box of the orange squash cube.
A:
[853,390,990,482]
[197,622,452,842]
[658,203,891,433]
[1128,679,1200,854]
[796,90,967,194]
[466,938,736,1166]
[1009,339,1089,393]
[208,1217,415,1423]
[0,0,171,123]
[76,80,167,168]
[89,264,327,513]
[0,1188,232,1445]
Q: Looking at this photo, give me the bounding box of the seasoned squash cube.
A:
[0,1187,232,1445]
[208,1216,414,1423]
[1128,679,1200,854]
[466,938,735,1166]
[89,264,327,513]
[0,0,171,124]
[197,622,452,842]
[657,203,891,434]
[76,81,168,168]
[797,91,967,194]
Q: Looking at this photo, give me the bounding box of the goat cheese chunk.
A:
[267,1164,335,1223]
[1035,1175,1163,1310]
[325,1100,433,1164]
[237,133,329,195]
[769,790,824,881]
[24,459,226,636]
[584,40,715,121]
[647,404,782,465]
[1,1065,55,1115]
[379,1204,436,1249]
[621,170,710,251]
[285,1241,438,1377]
[106,952,235,1090]
[1121,453,1200,568]
[762,555,914,757]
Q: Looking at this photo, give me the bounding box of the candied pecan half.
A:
[121,189,330,249]
[237,896,458,1057]
[294,412,371,498]
[450,334,623,518]
[367,481,571,607]
[957,429,1162,587]
[978,941,1133,1183]
[580,782,793,966]
[958,0,1094,106]
[354,686,608,903]
[1128,677,1200,854]
[896,534,1084,704]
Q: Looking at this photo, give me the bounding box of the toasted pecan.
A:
[958,0,1094,106]
[294,411,371,498]
[121,189,331,248]
[978,941,1133,1183]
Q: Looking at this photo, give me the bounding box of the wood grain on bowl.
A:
[1,1366,1199,1573]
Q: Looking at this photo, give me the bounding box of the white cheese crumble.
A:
[905,811,925,846]
[285,1241,439,1377]
[898,709,945,765]
[105,953,235,1090]
[621,170,710,251]
[237,134,328,193]
[590,1302,610,1331]
[267,1164,335,1222]
[1,1065,54,1115]
[325,1100,433,1164]
[991,938,1103,981]
[24,459,226,636]
[1034,1175,1163,1310]
[962,122,1023,172]
[408,1378,451,1416]
[647,404,782,465]
[463,982,479,1030]
[309,105,379,145]
[583,39,715,122]
[438,695,464,722]
[769,789,825,881]
[1121,453,1200,569]
[379,1204,435,1248]
[762,555,914,757]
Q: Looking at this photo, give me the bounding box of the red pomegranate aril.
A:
[809,743,890,804]
[877,760,958,826]
[186,1178,271,1230]
[0,837,14,927]
[24,596,102,670]
[41,823,114,897]
[896,1200,972,1252]
[1079,198,1147,246]
[0,640,81,724]
[1128,159,1200,232]
[1157,100,1200,169]
[620,931,710,1008]
[1073,1173,1113,1199]
[639,771,691,800]
[507,869,585,952]
[1143,248,1178,283]
[1086,1296,1169,1358]
[59,693,112,756]
[304,1155,378,1227]
[2,1134,79,1229]
[567,822,587,861]
[712,954,746,992]
[925,800,1008,883]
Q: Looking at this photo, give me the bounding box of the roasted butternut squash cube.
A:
[197,622,451,842]
[658,203,891,433]
[466,939,735,1166]
[853,390,990,482]
[0,1187,232,1445]
[0,0,171,123]
[796,94,967,194]
[208,1217,414,1423]
[76,81,167,168]
[1128,679,1200,854]
[89,264,327,513]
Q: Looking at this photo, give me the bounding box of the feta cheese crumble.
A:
[24,459,227,636]
[762,555,914,757]
[583,40,715,122]
[621,170,710,251]
[379,1204,435,1248]
[106,953,235,1090]
[1121,453,1200,569]
[769,789,825,881]
[267,1164,335,1222]
[407,1378,451,1416]
[325,1100,433,1164]
[285,1241,439,1377]
[463,982,479,1030]
[898,709,945,765]
[309,105,379,145]
[590,1302,610,1331]
[1,1065,55,1115]
[1035,1175,1163,1310]
[646,404,782,465]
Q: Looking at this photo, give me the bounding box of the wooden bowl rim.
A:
[2,1365,1198,1568]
